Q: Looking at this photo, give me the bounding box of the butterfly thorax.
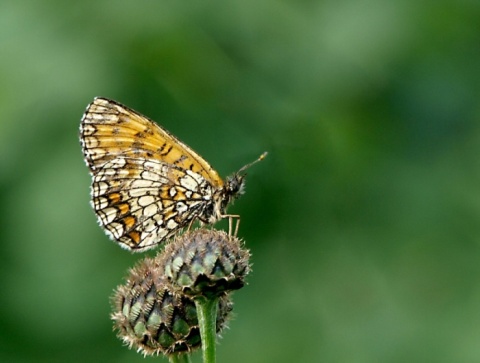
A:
[201,173,245,224]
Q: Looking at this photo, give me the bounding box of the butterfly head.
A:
[204,152,267,224]
[222,151,268,209]
[224,173,246,203]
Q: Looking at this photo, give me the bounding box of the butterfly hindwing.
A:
[91,156,210,251]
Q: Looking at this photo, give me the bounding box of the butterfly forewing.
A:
[80,98,224,187]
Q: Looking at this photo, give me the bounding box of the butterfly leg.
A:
[223,214,240,237]
[187,218,196,232]
[233,216,240,237]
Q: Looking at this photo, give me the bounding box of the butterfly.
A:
[80,97,266,252]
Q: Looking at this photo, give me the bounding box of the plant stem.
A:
[195,296,219,363]
[169,353,192,363]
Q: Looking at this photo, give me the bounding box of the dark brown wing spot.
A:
[160,145,173,156]
[174,155,188,165]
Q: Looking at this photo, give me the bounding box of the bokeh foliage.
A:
[1,0,480,362]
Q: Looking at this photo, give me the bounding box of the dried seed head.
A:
[160,229,251,298]
[111,256,233,357]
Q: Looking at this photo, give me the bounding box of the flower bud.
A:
[160,229,251,297]
[111,256,232,356]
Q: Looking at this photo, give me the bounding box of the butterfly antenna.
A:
[237,152,268,174]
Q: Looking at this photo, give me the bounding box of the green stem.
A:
[195,296,219,363]
[169,353,192,363]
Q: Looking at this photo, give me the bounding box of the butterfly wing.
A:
[91,156,211,251]
[79,97,223,251]
[80,97,224,188]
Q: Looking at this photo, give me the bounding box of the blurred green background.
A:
[2,0,480,362]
